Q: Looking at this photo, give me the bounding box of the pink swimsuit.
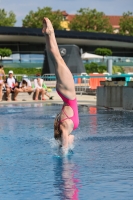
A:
[57,90,79,130]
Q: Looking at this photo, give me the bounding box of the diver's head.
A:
[54,113,62,140]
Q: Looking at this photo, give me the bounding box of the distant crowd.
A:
[0,65,53,101]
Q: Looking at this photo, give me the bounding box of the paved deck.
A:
[0,91,96,106]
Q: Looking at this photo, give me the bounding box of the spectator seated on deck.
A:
[33,74,53,101]
[15,75,34,101]
[5,70,19,101]
[18,75,33,92]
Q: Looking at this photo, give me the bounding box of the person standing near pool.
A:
[0,64,6,101]
[42,18,79,154]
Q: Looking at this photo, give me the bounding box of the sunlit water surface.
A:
[0,103,133,200]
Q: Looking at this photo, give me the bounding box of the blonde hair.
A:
[54,113,62,139]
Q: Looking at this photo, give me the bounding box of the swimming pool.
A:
[0,103,133,200]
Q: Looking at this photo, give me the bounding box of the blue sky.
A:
[0,0,133,26]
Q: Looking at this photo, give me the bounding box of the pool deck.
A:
[0,91,96,106]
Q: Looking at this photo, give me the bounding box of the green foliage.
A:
[84,62,125,74]
[0,9,16,26]
[4,67,41,75]
[112,66,125,74]
[84,62,107,73]
[119,11,133,36]
[94,48,112,60]
[0,48,12,60]
[22,7,63,29]
[3,67,42,81]
[69,8,113,33]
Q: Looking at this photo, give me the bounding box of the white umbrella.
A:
[81,52,103,60]
[1,56,12,60]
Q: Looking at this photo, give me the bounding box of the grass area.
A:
[4,67,42,75]
[3,67,42,81]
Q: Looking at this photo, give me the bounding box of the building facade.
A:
[0,24,133,68]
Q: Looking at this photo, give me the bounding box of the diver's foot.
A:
[42,18,54,35]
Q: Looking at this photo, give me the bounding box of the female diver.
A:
[42,18,79,154]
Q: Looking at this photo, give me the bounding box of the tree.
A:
[85,62,107,73]
[84,63,125,74]
[22,7,63,30]
[0,9,16,26]
[0,48,12,61]
[119,11,133,36]
[112,66,125,74]
[94,48,112,61]
[69,8,113,33]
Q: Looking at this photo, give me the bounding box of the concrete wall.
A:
[97,86,123,107]
[123,87,133,110]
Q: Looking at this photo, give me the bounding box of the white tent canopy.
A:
[81,52,103,60]
[1,56,12,60]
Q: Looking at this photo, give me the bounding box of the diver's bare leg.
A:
[42,18,75,100]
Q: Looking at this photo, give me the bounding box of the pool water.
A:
[0,103,133,200]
